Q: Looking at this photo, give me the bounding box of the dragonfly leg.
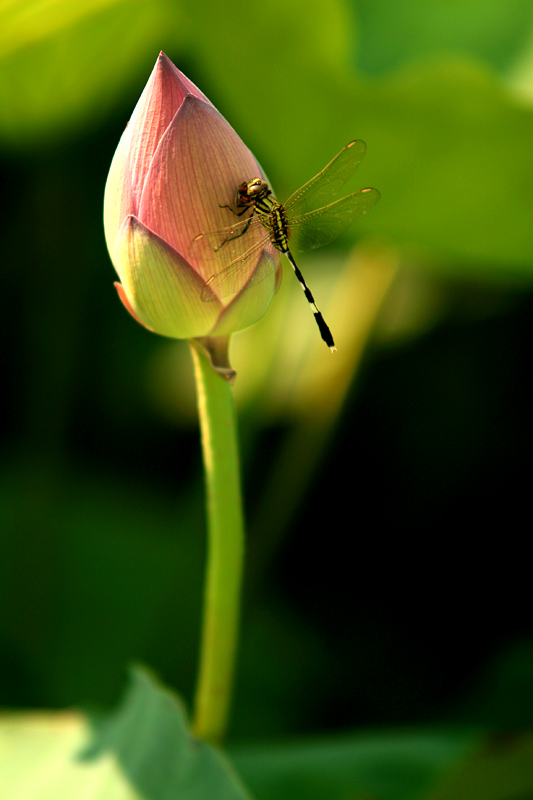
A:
[285,249,336,352]
[219,204,247,215]
[214,209,256,252]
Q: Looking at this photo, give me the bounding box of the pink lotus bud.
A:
[104,53,281,342]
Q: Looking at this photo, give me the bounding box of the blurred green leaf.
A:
[186,1,533,274]
[0,667,254,800]
[419,732,533,800]
[353,0,533,77]
[231,728,480,800]
[358,58,533,270]
[1,667,531,800]
[0,0,184,145]
[0,0,131,58]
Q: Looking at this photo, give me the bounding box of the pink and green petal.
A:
[138,95,266,282]
[113,216,222,339]
[104,129,135,255]
[104,53,212,252]
[124,53,211,216]
[210,252,281,336]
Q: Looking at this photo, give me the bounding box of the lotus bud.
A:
[104,52,281,358]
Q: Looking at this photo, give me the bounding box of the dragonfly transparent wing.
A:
[189,212,261,264]
[288,187,381,252]
[200,236,277,300]
[284,140,367,218]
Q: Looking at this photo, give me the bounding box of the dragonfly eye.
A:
[247,178,268,193]
[245,179,270,201]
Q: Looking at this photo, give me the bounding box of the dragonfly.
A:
[192,140,380,351]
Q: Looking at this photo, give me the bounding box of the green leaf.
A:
[0,0,133,59]
[187,1,533,275]
[0,667,253,800]
[0,0,185,146]
[1,667,530,800]
[353,0,533,77]
[419,733,533,800]
[230,728,480,800]
[356,57,533,270]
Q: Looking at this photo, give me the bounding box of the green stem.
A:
[189,340,245,744]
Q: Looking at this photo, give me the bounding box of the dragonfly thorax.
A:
[233,177,288,251]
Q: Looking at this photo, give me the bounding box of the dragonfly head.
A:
[236,178,271,208]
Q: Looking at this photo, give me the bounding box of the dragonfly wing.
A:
[284,140,367,217]
[289,187,380,252]
[189,214,261,264]
[201,238,277,300]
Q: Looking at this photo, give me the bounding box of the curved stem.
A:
[189,340,245,744]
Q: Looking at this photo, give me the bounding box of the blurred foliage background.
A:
[1,0,532,751]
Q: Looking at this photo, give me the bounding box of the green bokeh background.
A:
[1,0,532,749]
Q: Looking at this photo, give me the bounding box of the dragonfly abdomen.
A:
[254,195,335,350]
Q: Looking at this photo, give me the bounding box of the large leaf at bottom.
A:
[0,667,252,800]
